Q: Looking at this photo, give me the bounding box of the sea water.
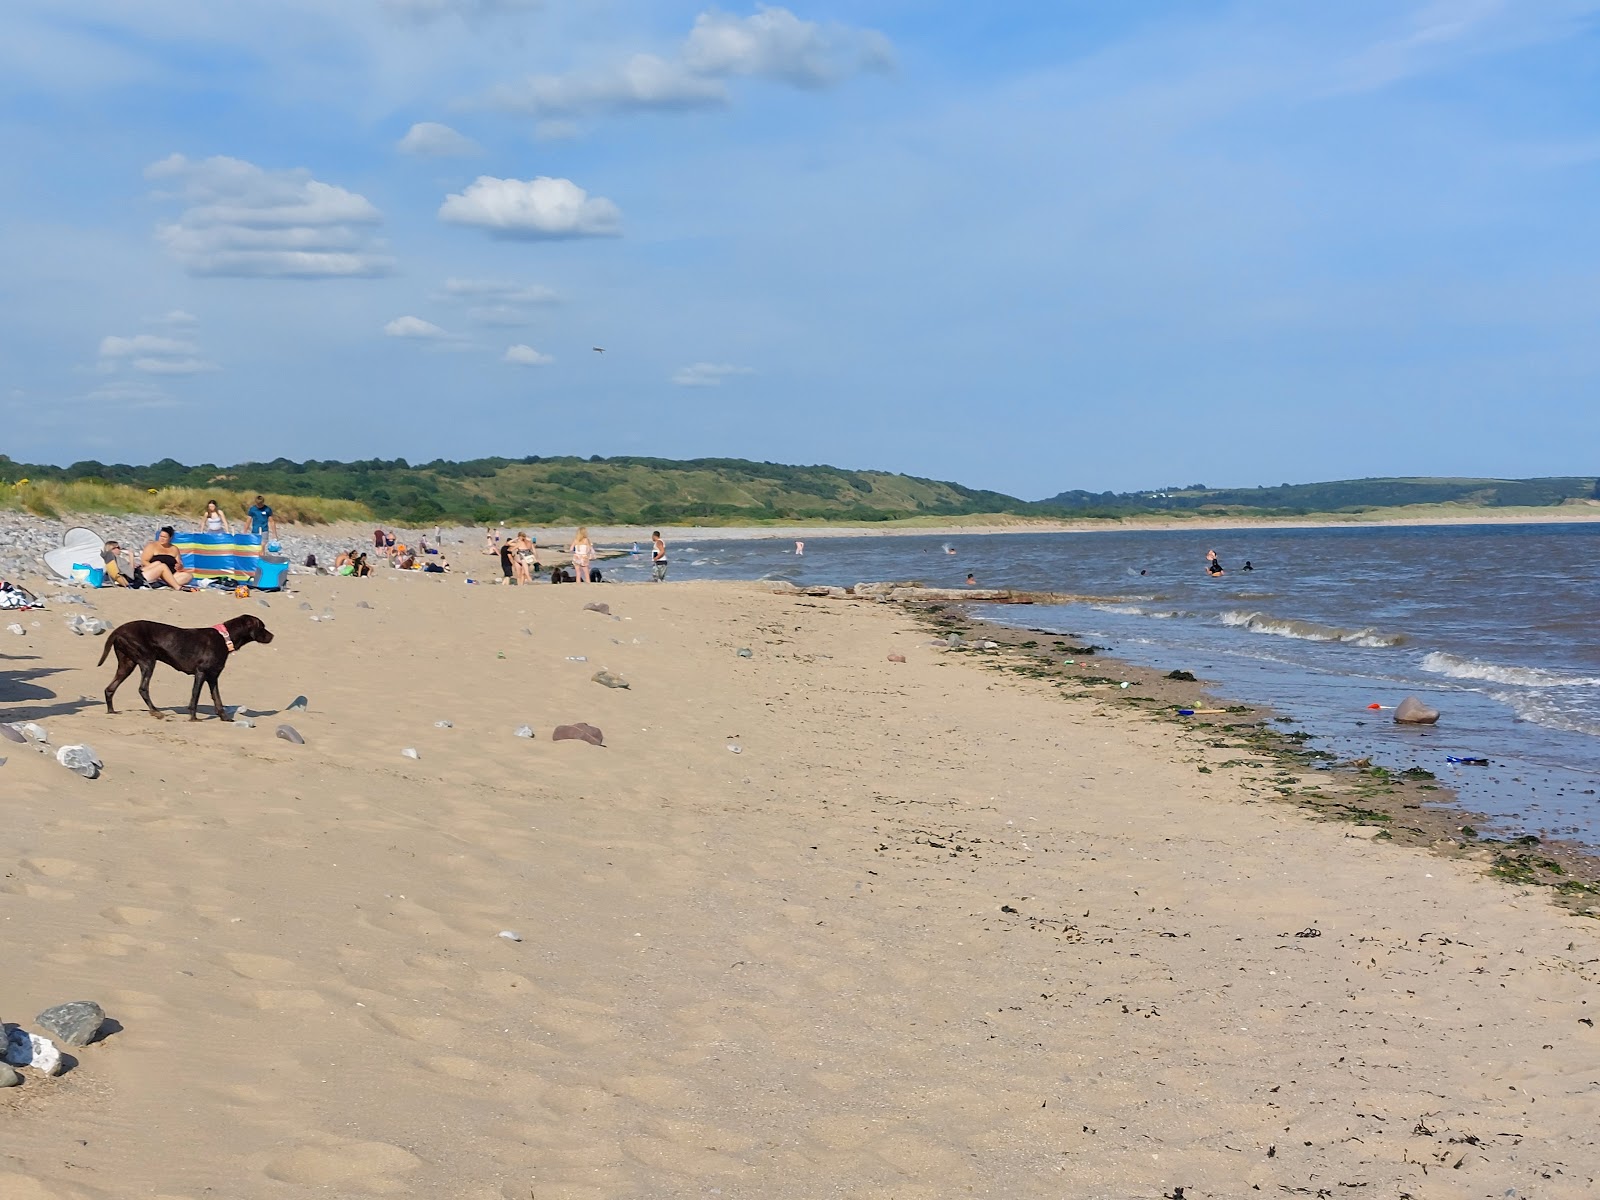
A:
[602,523,1600,845]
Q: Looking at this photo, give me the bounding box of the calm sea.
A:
[598,523,1600,845]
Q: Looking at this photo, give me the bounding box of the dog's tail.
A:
[97,633,116,667]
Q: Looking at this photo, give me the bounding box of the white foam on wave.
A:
[1490,690,1600,738]
[1421,652,1600,689]
[1219,610,1405,648]
[1090,603,1186,619]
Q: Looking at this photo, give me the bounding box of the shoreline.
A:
[4,577,1600,1193]
[908,594,1600,914]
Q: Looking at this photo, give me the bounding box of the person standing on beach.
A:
[651,530,668,582]
[571,526,595,583]
[247,495,275,543]
[201,499,231,534]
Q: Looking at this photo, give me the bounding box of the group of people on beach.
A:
[484,527,670,584]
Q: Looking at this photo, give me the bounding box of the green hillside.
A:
[1039,476,1600,517]
[0,454,1028,525]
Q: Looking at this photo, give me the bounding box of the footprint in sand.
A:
[262,1139,423,1190]
[101,905,164,926]
[221,951,299,980]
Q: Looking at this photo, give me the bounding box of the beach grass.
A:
[2,479,371,525]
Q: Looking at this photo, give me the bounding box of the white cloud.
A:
[397,121,481,156]
[438,176,621,238]
[383,315,451,339]
[481,6,890,121]
[672,361,755,387]
[440,278,560,304]
[503,343,553,366]
[485,54,727,118]
[100,334,195,359]
[683,6,895,87]
[148,309,198,326]
[146,153,393,278]
[131,356,217,376]
[98,332,217,376]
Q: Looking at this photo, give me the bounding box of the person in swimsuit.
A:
[140,527,194,589]
[570,526,595,584]
[201,500,231,534]
[511,533,536,585]
[651,530,668,582]
[1205,549,1225,576]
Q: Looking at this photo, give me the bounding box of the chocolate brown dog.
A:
[99,614,274,721]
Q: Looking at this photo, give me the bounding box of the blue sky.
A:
[3,0,1598,499]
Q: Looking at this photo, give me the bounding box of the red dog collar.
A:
[214,623,235,652]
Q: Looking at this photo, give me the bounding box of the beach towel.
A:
[171,531,262,580]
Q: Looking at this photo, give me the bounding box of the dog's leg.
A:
[207,672,230,721]
[105,648,136,714]
[138,661,164,719]
[188,671,206,721]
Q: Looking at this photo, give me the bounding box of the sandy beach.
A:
[4,575,1600,1198]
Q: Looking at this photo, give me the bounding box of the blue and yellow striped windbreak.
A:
[170,532,263,579]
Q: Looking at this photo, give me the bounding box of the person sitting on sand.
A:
[140,527,195,590]
[100,539,130,586]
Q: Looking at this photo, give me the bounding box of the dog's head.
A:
[225,614,274,646]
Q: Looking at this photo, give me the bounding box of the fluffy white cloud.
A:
[383,315,451,339]
[672,361,754,387]
[482,6,890,120]
[146,153,393,278]
[438,176,621,238]
[397,121,481,156]
[99,332,217,375]
[683,6,894,86]
[503,343,553,366]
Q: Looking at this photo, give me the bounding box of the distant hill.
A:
[1038,476,1600,517]
[0,454,1028,525]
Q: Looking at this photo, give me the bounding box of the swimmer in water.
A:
[965,573,976,586]
[1205,549,1225,576]
[1242,560,1254,571]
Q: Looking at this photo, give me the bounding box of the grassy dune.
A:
[2,480,371,525]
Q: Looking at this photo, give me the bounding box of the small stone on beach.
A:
[584,602,611,615]
[0,1065,18,1087]
[592,670,630,689]
[276,724,305,744]
[887,654,906,663]
[736,647,753,658]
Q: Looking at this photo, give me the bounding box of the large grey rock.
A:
[35,1000,104,1047]
[0,1064,19,1087]
[1394,696,1440,725]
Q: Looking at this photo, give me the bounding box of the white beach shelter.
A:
[43,526,105,582]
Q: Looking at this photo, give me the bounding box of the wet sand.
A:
[3,577,1599,1198]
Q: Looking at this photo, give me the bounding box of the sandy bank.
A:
[3,578,1598,1197]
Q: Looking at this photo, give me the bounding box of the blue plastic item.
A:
[255,559,290,591]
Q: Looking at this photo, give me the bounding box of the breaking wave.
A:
[1490,691,1600,738]
[1091,603,1187,619]
[1219,610,1405,648]
[1421,652,1600,689]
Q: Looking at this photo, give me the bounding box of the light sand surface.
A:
[3,578,1599,1198]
